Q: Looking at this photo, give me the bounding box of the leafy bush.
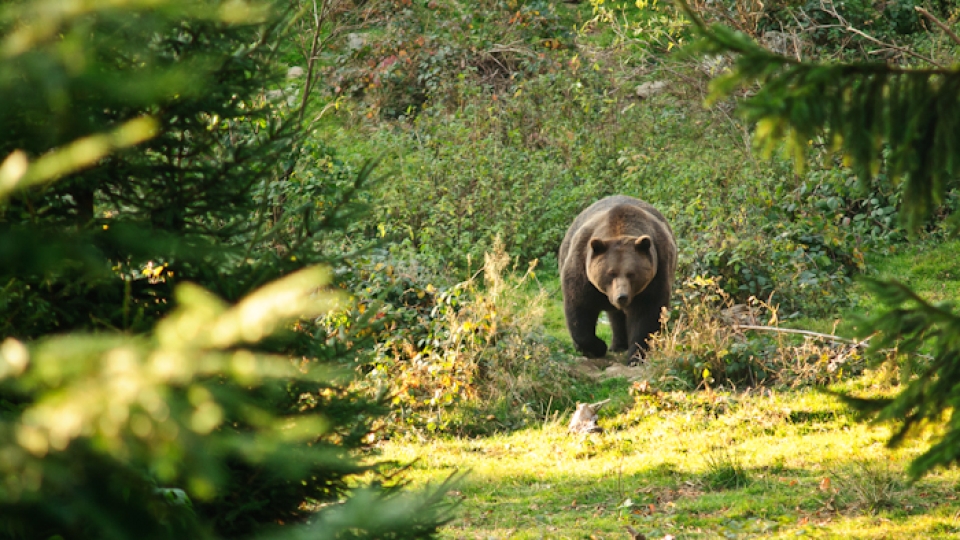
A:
[688,0,925,54]
[611,105,874,317]
[759,0,922,46]
[311,0,942,403]
[341,66,630,271]
[326,46,910,322]
[325,0,571,118]
[586,0,691,53]
[321,240,583,435]
[309,0,938,328]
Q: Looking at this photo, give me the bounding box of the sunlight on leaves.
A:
[0,117,158,201]
[0,338,29,378]
[10,267,340,461]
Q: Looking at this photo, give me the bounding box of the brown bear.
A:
[559,195,676,360]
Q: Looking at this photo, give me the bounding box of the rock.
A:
[347,33,365,51]
[635,80,667,99]
[603,364,647,380]
[762,31,802,58]
[698,55,731,77]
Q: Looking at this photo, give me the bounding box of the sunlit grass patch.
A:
[377,387,960,538]
[831,456,910,513]
[702,447,750,490]
[852,238,960,316]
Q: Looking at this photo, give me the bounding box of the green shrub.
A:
[325,0,571,118]
[328,54,907,321]
[692,0,924,51]
[321,240,583,435]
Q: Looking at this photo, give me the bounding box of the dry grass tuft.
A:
[643,275,867,390]
[830,456,910,512]
[366,237,585,434]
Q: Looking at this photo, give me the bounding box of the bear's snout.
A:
[610,278,633,309]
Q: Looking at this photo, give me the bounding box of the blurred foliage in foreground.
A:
[0,269,453,539]
[683,1,960,478]
[0,0,452,538]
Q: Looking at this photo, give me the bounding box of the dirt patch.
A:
[573,357,648,381]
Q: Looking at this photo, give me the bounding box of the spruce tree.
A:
[0,0,452,537]
[682,3,960,479]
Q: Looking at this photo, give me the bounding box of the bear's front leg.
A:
[625,305,663,361]
[608,310,628,352]
[564,301,607,358]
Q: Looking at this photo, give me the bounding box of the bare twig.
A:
[737,325,939,364]
[485,43,539,58]
[820,0,943,67]
[298,0,330,124]
[843,25,943,67]
[915,6,960,47]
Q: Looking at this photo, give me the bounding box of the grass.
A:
[378,388,960,538]
[536,270,616,350]
[859,237,960,306]
[703,447,751,491]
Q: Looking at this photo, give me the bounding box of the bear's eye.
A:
[607,270,617,278]
[625,272,635,279]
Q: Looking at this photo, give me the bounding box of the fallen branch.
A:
[736,325,937,362]
[842,25,943,67]
[734,324,865,345]
[915,6,960,47]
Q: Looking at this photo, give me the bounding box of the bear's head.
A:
[586,235,657,310]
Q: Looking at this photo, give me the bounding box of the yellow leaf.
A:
[702,367,711,380]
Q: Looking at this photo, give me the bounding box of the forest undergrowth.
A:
[304,1,960,536]
[308,0,959,435]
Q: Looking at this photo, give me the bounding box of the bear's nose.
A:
[615,293,629,307]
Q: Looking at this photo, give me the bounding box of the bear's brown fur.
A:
[559,195,676,360]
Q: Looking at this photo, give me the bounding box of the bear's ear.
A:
[589,238,608,255]
[635,236,653,252]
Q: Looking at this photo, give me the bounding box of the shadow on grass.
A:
[437,448,960,539]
